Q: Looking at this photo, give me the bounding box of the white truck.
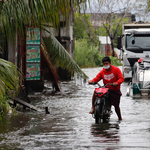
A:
[117,24,150,79]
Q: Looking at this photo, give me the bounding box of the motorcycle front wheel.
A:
[95,104,103,124]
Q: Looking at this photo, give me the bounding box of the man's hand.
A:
[88,80,93,84]
[113,82,118,86]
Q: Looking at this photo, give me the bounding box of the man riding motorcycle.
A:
[88,56,124,120]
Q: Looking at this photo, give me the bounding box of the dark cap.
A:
[102,56,111,63]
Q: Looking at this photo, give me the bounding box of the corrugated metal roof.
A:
[98,36,111,44]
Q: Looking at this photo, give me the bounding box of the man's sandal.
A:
[89,109,94,114]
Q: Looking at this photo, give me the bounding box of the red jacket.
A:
[92,65,124,91]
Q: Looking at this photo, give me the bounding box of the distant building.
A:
[85,13,136,28]
[90,20,105,27]
[98,36,111,55]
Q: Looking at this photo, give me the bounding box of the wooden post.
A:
[14,100,16,107]
[23,105,26,111]
[45,107,50,114]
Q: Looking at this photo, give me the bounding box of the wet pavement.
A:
[0,67,150,150]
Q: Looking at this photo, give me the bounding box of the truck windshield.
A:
[126,34,150,52]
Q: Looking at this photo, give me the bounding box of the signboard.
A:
[26,28,40,44]
[26,45,40,62]
[26,63,40,80]
[26,27,41,81]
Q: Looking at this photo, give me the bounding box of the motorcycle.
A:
[89,82,113,124]
[127,59,150,97]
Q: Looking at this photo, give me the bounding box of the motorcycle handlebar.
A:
[89,82,101,87]
[104,83,113,87]
[89,82,97,85]
[89,82,113,87]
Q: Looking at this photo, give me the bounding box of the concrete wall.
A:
[41,14,74,58]
[101,44,111,55]
[101,44,105,55]
[8,34,17,65]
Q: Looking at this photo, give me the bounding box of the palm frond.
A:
[41,28,88,79]
[41,39,60,91]
[0,0,30,35]
[0,0,91,35]
[0,58,22,96]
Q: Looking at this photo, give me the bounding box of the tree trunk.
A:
[111,38,115,57]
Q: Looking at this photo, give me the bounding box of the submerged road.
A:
[0,67,150,150]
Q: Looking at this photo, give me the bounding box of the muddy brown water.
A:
[0,67,150,150]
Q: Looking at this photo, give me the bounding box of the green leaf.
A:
[41,28,88,79]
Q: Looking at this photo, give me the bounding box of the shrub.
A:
[74,39,101,67]
[109,56,122,66]
[74,39,122,67]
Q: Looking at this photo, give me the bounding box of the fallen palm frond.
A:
[42,28,88,79]
[41,39,60,91]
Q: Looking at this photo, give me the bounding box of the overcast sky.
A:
[84,0,150,22]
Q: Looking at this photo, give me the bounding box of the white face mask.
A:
[103,65,110,70]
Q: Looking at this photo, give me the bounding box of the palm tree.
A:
[0,0,98,117]
[0,0,89,78]
[0,0,95,115]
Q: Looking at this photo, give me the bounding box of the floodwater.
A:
[0,67,150,150]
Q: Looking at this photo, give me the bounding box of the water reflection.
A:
[91,122,120,145]
[1,67,150,149]
[0,114,30,134]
